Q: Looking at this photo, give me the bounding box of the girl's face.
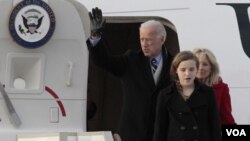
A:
[196,54,212,81]
[177,59,198,87]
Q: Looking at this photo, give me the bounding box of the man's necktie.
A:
[151,58,158,73]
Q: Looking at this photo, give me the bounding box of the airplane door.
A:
[0,0,90,140]
[87,17,179,132]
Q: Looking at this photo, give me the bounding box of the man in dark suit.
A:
[86,7,173,141]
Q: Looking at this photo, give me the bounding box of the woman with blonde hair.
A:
[193,48,236,125]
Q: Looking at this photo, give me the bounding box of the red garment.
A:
[212,79,237,125]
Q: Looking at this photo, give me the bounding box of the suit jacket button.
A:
[180,126,186,130]
[193,126,198,130]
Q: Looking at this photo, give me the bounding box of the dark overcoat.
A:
[153,81,222,141]
[87,39,173,141]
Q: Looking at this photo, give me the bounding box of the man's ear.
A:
[161,36,165,44]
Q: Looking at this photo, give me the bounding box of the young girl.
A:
[153,51,221,141]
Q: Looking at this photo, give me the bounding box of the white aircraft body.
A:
[0,0,250,140]
[79,0,250,124]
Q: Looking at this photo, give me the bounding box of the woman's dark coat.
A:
[87,39,173,141]
[153,81,222,141]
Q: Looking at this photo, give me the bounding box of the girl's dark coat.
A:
[153,81,222,141]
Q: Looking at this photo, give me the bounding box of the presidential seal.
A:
[9,0,56,48]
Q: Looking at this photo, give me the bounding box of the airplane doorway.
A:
[86,17,180,133]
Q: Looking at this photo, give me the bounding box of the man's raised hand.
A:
[89,7,106,37]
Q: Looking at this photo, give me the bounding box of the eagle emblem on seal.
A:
[19,9,44,35]
[9,0,56,48]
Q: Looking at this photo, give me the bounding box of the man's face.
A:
[140,27,164,58]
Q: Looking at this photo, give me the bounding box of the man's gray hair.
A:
[140,20,167,41]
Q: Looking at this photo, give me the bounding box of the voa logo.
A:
[226,129,246,136]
